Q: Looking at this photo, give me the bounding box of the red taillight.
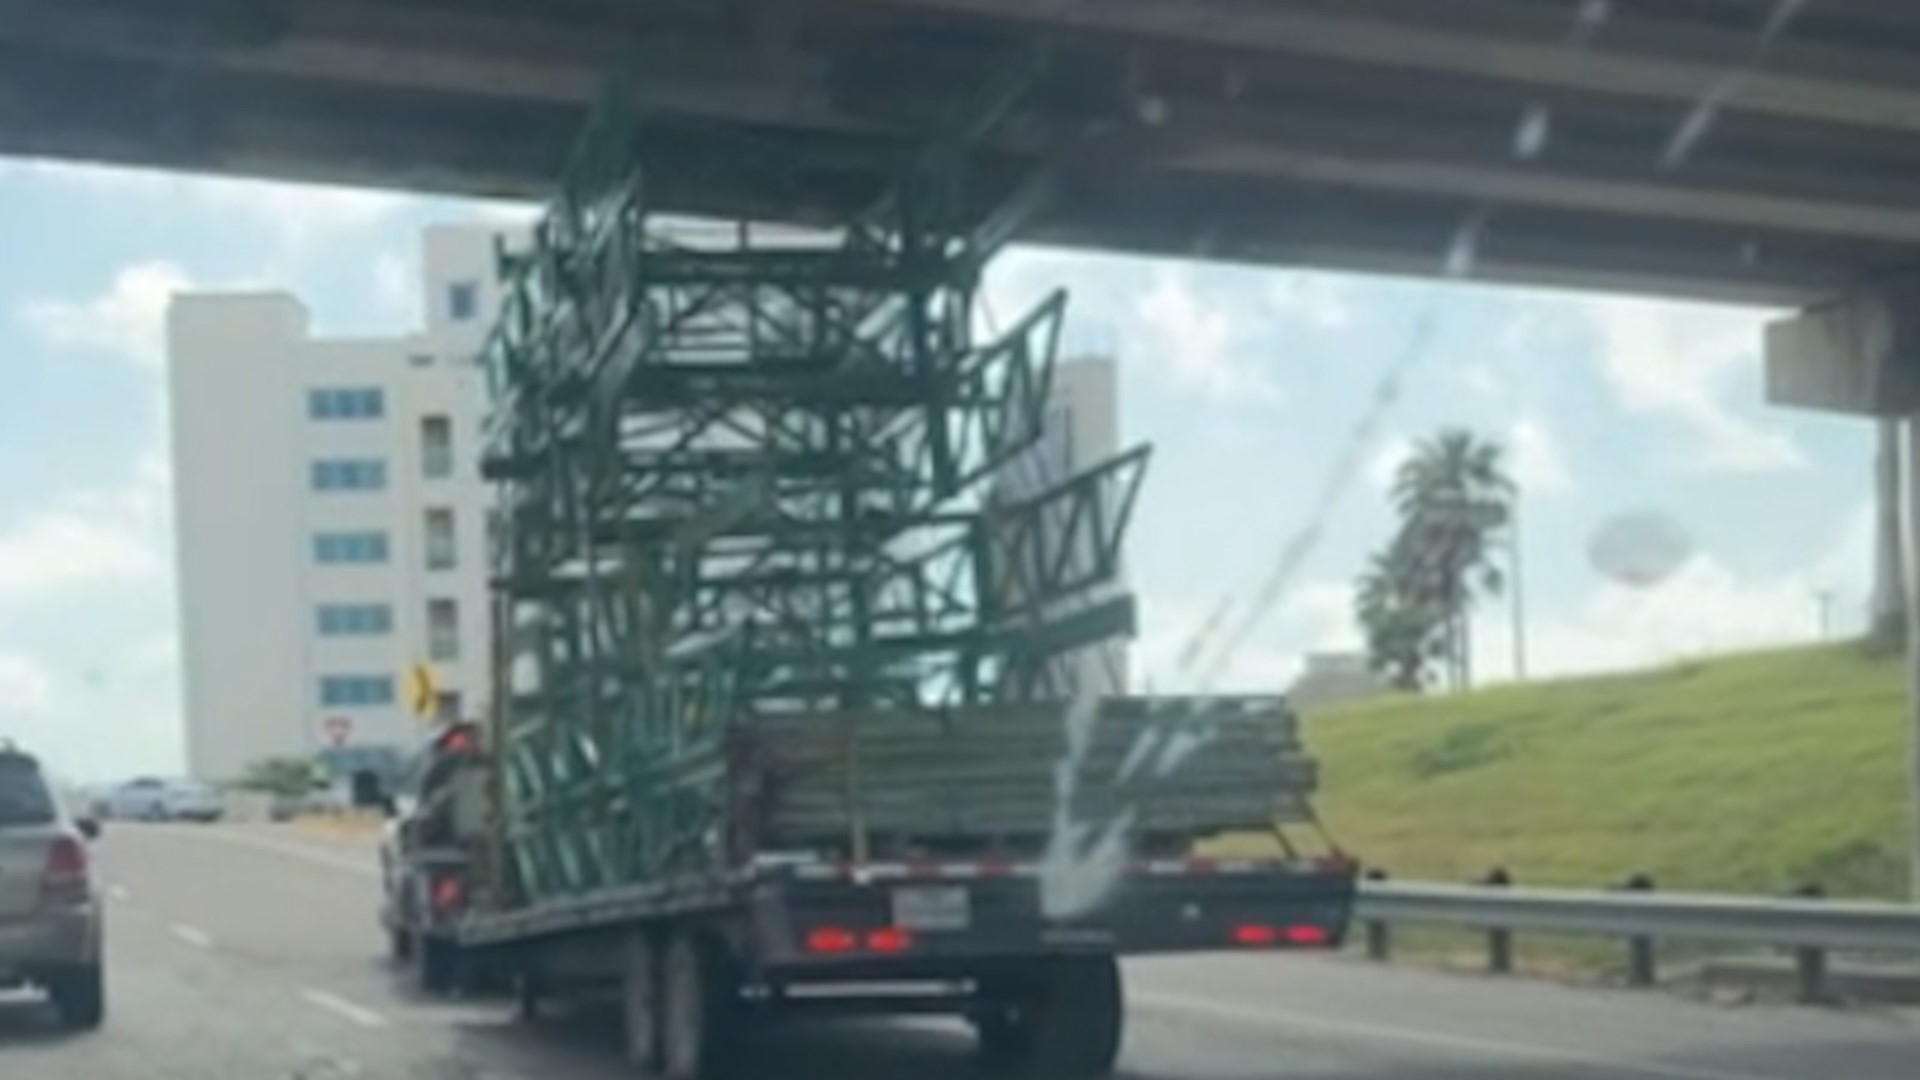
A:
[41,837,89,903]
[865,927,913,953]
[438,727,477,756]
[1284,924,1331,946]
[1231,923,1279,947]
[805,927,858,953]
[429,875,466,913]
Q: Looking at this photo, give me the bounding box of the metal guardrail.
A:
[1357,881,1920,953]
[1351,876,1920,1000]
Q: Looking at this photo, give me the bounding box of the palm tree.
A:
[1388,430,1515,690]
[1353,547,1436,690]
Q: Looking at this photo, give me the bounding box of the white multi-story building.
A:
[168,225,516,781]
[988,355,1130,697]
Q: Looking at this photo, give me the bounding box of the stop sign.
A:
[322,715,352,747]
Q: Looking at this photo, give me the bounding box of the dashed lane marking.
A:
[171,825,379,877]
[170,923,215,949]
[300,988,390,1029]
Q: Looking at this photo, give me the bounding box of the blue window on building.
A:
[318,676,395,707]
[312,531,390,564]
[447,281,479,322]
[315,604,393,636]
[310,459,387,492]
[307,387,385,420]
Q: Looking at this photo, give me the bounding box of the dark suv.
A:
[0,744,104,1028]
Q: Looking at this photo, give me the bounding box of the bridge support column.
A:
[1766,280,1920,901]
[1898,422,1920,902]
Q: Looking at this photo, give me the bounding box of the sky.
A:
[0,157,1878,781]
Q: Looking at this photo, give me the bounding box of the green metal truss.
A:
[483,67,1152,902]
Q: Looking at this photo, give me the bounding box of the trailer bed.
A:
[457,854,1355,963]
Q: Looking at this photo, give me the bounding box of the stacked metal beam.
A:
[731,696,1319,859]
[479,75,1158,902]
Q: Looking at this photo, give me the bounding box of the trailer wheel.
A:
[620,934,659,1068]
[1028,955,1123,1078]
[972,1008,1037,1065]
[514,971,542,1021]
[660,933,738,1080]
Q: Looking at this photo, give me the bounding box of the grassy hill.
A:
[1295,644,1910,900]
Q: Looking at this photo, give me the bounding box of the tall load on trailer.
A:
[479,82,1325,898]
[444,71,1354,1079]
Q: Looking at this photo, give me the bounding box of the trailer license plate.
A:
[891,886,970,931]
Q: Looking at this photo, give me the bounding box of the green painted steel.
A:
[482,71,1150,903]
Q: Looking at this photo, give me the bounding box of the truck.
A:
[384,76,1358,1079]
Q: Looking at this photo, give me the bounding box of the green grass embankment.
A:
[1305,644,1907,898]
[1215,644,1910,978]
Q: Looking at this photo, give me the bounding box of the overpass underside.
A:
[6,0,1920,306]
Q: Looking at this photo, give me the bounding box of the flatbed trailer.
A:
[422,74,1364,1078]
[454,850,1355,1077]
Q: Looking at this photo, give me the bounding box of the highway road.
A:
[1,824,1915,1079]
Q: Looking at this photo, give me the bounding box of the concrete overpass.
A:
[6,0,1920,307]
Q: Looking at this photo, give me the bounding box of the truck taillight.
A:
[1232,923,1330,948]
[805,927,857,953]
[41,836,89,904]
[804,926,914,954]
[1231,923,1279,946]
[436,724,479,757]
[430,874,467,913]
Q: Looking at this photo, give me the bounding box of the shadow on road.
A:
[442,994,1014,1080]
[0,992,84,1048]
[435,993,1920,1080]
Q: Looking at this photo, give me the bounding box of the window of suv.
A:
[0,753,57,826]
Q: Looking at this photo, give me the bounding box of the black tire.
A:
[973,1009,1037,1066]
[659,932,739,1080]
[417,935,460,995]
[46,965,105,1030]
[389,926,415,962]
[1028,956,1123,1078]
[515,972,543,1022]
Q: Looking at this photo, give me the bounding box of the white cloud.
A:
[0,443,181,777]
[1578,296,1804,473]
[21,261,195,367]
[4,159,403,249]
[371,248,420,326]
[1508,416,1573,496]
[1137,270,1284,406]
[1456,362,1502,400]
[468,199,543,225]
[1134,579,1362,694]
[127,633,180,676]
[1476,501,1871,682]
[0,654,55,726]
[0,451,170,602]
[1366,433,1415,490]
[1269,274,1353,330]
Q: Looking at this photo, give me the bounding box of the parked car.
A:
[101,777,224,823]
[0,742,104,1029]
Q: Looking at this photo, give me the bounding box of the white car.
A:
[102,778,224,823]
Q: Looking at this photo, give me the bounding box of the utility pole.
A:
[1510,498,1528,680]
[1902,420,1920,900]
[1875,419,1907,642]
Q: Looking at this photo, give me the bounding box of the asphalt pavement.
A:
[1,822,1914,1079]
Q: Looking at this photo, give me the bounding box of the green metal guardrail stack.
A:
[478,74,1157,904]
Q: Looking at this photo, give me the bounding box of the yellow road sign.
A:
[405,663,437,718]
